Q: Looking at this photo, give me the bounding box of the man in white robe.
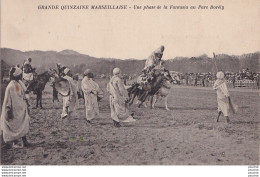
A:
[61,68,79,119]
[1,67,31,148]
[213,71,236,123]
[144,45,164,72]
[81,70,101,123]
[108,68,136,127]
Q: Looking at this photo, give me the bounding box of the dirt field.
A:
[1,79,259,165]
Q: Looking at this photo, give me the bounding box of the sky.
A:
[1,0,260,59]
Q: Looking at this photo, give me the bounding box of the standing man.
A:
[108,68,135,127]
[1,67,31,148]
[61,68,78,119]
[202,74,205,87]
[194,74,198,86]
[256,73,260,90]
[232,74,236,88]
[185,73,189,85]
[213,71,234,123]
[81,69,101,123]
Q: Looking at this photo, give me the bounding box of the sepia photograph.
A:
[0,0,259,174]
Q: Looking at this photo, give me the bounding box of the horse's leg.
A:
[129,91,137,105]
[36,93,39,108]
[55,89,59,102]
[165,95,170,111]
[152,94,158,109]
[40,91,43,109]
[135,90,143,104]
[52,92,55,104]
[127,85,136,99]
[138,92,149,108]
[143,95,149,108]
[150,95,153,109]
[130,93,137,105]
[138,91,145,102]
[128,93,133,105]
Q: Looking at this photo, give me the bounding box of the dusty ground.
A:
[1,79,259,165]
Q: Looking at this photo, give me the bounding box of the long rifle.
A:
[213,52,218,72]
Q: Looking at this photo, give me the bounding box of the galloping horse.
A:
[127,69,174,108]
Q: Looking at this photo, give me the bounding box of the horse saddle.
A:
[54,78,70,96]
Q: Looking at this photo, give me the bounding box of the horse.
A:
[26,69,56,108]
[150,72,180,110]
[127,69,174,108]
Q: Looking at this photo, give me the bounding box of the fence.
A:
[233,80,258,89]
[181,79,259,89]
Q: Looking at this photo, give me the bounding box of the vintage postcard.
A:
[0,0,259,175]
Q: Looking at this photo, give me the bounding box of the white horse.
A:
[151,72,180,110]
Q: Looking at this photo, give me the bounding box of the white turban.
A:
[216,71,224,79]
[84,69,91,76]
[13,67,22,77]
[113,68,121,75]
[64,68,70,75]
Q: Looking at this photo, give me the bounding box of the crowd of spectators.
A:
[179,68,259,89]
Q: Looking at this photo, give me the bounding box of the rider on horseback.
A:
[22,58,37,93]
[138,46,166,90]
[23,58,35,80]
[143,45,164,72]
[56,63,67,77]
[128,46,172,107]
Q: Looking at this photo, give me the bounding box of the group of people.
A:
[54,63,136,127]
[0,45,236,149]
[182,69,260,88]
[0,58,139,148]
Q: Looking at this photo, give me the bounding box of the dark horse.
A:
[26,69,56,108]
[127,69,173,108]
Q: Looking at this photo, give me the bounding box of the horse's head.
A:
[163,70,174,83]
[48,68,59,77]
[170,72,181,85]
[45,68,59,83]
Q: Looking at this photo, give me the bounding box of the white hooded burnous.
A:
[107,68,135,125]
[213,72,230,116]
[213,71,237,123]
[81,69,101,121]
[1,67,30,143]
[144,45,164,71]
[61,67,79,119]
